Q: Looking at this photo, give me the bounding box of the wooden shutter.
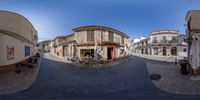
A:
[87,30,94,42]
[109,32,113,42]
[121,37,124,44]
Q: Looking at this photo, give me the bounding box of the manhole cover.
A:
[149,74,161,80]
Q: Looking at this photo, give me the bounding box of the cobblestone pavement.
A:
[0,53,200,100]
[135,56,200,95]
[0,55,42,94]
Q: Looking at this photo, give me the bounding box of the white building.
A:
[133,30,187,57]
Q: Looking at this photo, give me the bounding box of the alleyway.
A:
[0,53,200,100]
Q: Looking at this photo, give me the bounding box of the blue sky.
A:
[0,0,200,41]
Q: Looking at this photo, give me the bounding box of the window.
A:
[154,37,157,41]
[25,46,30,57]
[183,38,186,42]
[121,37,124,44]
[172,36,177,42]
[183,48,187,52]
[163,36,167,43]
[108,31,114,42]
[87,30,94,42]
[80,49,94,58]
[153,37,157,43]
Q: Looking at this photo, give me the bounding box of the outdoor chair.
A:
[79,60,83,64]
[67,58,70,62]
[29,58,33,63]
[15,63,22,74]
[21,62,27,67]
[88,58,94,67]
[27,63,35,69]
[81,59,86,67]
[85,59,89,67]
[93,60,99,66]
[33,58,38,63]
[71,59,75,63]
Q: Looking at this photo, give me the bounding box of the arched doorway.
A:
[171,47,177,56]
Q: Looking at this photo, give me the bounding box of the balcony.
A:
[169,39,178,43]
[152,39,178,46]
[152,40,158,45]
[160,40,168,44]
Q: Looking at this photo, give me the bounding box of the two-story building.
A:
[72,25,129,60]
[50,34,76,58]
[0,11,38,74]
[151,30,179,56]
[185,10,200,73]
[150,30,187,56]
[133,38,151,55]
[133,30,187,57]
[50,25,129,61]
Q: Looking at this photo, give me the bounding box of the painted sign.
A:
[7,46,14,60]
[25,46,30,57]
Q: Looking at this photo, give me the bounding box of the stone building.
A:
[0,11,38,74]
[72,25,129,60]
[50,34,75,58]
[133,30,187,57]
[50,25,129,61]
[38,40,51,52]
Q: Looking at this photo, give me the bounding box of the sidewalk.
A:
[133,53,185,62]
[0,53,42,94]
[136,56,200,95]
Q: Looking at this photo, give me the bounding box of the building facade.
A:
[133,38,151,55]
[50,25,129,61]
[0,11,38,73]
[133,30,187,57]
[49,34,76,59]
[186,10,200,73]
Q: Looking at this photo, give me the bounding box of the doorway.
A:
[145,49,148,54]
[171,47,177,56]
[163,47,167,56]
[107,47,114,60]
[63,46,68,57]
[153,47,158,55]
[141,49,144,54]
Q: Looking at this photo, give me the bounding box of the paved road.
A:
[0,53,200,100]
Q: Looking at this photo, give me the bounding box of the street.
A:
[0,53,200,100]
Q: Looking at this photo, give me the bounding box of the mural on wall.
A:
[7,46,14,60]
[25,46,30,57]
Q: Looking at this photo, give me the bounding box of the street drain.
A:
[149,74,161,81]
